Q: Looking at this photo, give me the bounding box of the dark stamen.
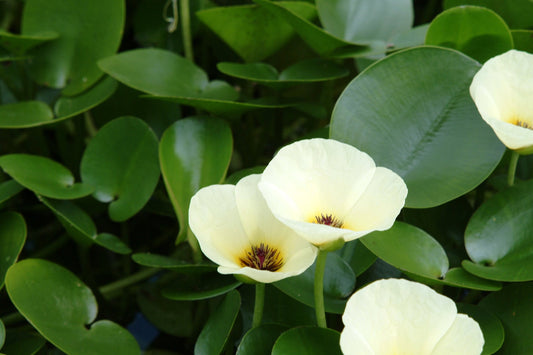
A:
[239,243,284,271]
[517,120,533,130]
[314,213,344,228]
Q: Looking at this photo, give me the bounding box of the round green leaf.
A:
[0,154,93,199]
[425,6,513,63]
[330,46,505,208]
[479,283,533,354]
[236,324,288,355]
[22,0,124,95]
[274,252,355,314]
[361,222,501,290]
[272,326,342,355]
[512,30,533,52]
[0,101,53,128]
[337,240,376,276]
[38,197,131,254]
[162,271,241,301]
[196,2,316,62]
[444,0,533,29]
[132,253,216,272]
[0,319,4,350]
[159,117,232,243]
[254,0,372,57]
[463,180,533,281]
[80,116,159,221]
[0,330,46,355]
[0,30,58,54]
[0,212,26,289]
[194,290,241,355]
[457,303,504,355]
[316,0,413,44]
[5,259,140,355]
[0,180,24,205]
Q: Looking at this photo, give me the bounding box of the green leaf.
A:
[512,30,533,52]
[0,319,4,349]
[236,324,288,355]
[132,253,216,272]
[0,154,93,199]
[0,30,58,55]
[5,259,140,355]
[361,222,501,291]
[425,6,513,63]
[159,117,232,243]
[0,330,46,355]
[254,0,371,57]
[457,303,504,355]
[444,0,533,29]
[271,326,342,355]
[316,0,413,43]
[274,252,355,314]
[39,197,131,253]
[80,116,160,221]
[162,271,241,301]
[0,212,26,289]
[0,180,24,205]
[479,283,533,354]
[22,0,124,95]
[463,180,533,281]
[194,290,241,355]
[330,46,505,208]
[337,240,376,276]
[196,2,316,62]
[0,101,54,128]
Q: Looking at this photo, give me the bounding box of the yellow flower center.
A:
[509,116,533,130]
[239,243,284,271]
[516,120,533,130]
[313,213,344,228]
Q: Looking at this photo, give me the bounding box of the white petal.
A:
[481,114,533,151]
[343,167,407,240]
[432,314,484,355]
[189,184,249,268]
[342,279,457,354]
[260,138,377,245]
[340,325,375,355]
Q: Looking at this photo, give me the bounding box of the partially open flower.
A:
[470,49,533,154]
[340,279,484,355]
[258,138,407,248]
[189,174,317,283]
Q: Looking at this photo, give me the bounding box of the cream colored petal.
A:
[339,325,375,355]
[482,114,533,151]
[260,138,376,224]
[431,314,484,355]
[342,279,457,354]
[343,167,407,241]
[189,184,249,268]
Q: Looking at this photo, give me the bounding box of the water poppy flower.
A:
[189,174,317,283]
[340,278,484,355]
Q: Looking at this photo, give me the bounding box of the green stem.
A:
[99,268,159,298]
[314,250,328,328]
[252,283,265,328]
[508,150,520,186]
[187,227,203,264]
[180,0,194,62]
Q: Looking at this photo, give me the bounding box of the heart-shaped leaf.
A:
[444,0,533,29]
[194,290,241,355]
[80,116,160,221]
[330,46,505,208]
[5,259,140,355]
[0,212,26,289]
[22,0,124,95]
[159,117,232,244]
[236,324,288,355]
[274,252,355,314]
[272,326,342,355]
[0,154,93,199]
[463,180,533,281]
[425,6,513,63]
[39,197,131,254]
[361,222,501,291]
[197,2,316,62]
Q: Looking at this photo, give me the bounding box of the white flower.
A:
[188,174,317,283]
[258,138,407,248]
[470,49,533,153]
[340,279,484,355]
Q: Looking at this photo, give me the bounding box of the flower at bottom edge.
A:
[340,278,484,355]
[188,174,318,284]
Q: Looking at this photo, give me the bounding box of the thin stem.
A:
[508,150,520,186]
[252,283,266,328]
[314,250,328,328]
[84,111,98,138]
[187,227,203,264]
[99,267,159,298]
[180,0,194,62]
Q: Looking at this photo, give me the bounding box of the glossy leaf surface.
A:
[272,327,342,355]
[0,212,26,289]
[236,324,288,355]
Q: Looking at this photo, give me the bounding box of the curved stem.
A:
[180,0,194,62]
[99,268,159,298]
[508,150,520,186]
[314,250,328,328]
[252,283,266,328]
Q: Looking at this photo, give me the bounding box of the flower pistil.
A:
[313,213,344,228]
[239,243,284,271]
